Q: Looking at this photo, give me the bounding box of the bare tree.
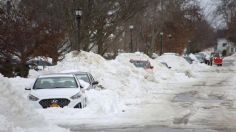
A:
[216,0,236,43]
[0,1,67,76]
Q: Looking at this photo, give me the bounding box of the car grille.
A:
[39,98,70,108]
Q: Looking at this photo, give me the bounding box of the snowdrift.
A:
[0,75,69,132]
[155,54,195,77]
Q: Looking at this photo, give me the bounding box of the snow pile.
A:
[115,52,175,81]
[31,51,186,115]
[0,75,69,132]
[155,54,195,77]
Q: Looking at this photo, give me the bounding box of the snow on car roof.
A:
[38,73,74,78]
[60,70,89,74]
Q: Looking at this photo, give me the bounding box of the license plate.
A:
[50,103,60,108]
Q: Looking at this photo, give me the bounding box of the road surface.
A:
[66,59,236,132]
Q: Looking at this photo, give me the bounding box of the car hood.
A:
[31,88,80,99]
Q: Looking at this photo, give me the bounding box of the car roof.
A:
[65,71,90,75]
[38,73,75,78]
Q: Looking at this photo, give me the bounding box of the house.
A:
[217,39,236,56]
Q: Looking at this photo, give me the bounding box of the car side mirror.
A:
[25,87,31,90]
[80,85,84,89]
[92,81,99,85]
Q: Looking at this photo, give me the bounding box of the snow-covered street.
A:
[1,52,236,132]
[65,55,236,132]
[2,1,236,131]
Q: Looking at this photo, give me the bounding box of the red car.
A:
[210,53,223,66]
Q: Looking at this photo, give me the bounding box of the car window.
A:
[75,74,90,84]
[33,77,78,89]
[131,61,150,68]
[89,74,95,82]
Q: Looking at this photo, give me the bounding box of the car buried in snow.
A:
[129,59,154,70]
[183,56,194,64]
[66,72,100,90]
[25,74,87,109]
[160,62,171,69]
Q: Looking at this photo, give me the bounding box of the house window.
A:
[223,43,227,47]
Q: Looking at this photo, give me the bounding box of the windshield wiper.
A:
[53,87,67,88]
[34,87,75,89]
[34,87,48,89]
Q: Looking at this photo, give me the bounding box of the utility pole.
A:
[160,32,164,55]
[159,0,164,55]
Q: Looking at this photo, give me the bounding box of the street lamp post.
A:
[167,34,172,52]
[129,25,134,52]
[187,40,191,54]
[75,9,82,50]
[168,34,172,39]
[160,32,164,55]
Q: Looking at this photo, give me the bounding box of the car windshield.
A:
[75,74,90,83]
[33,77,78,89]
[131,61,150,68]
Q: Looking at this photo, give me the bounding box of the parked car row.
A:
[25,52,223,109]
[184,52,223,66]
[26,72,99,109]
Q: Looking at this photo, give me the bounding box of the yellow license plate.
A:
[50,104,60,108]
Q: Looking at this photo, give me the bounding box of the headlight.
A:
[71,92,82,100]
[28,94,39,101]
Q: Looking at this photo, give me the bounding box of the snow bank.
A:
[155,54,195,77]
[0,75,69,132]
[30,51,184,116]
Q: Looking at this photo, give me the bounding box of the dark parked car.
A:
[130,60,154,69]
[27,60,52,71]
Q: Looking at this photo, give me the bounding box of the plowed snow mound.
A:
[0,75,69,132]
[156,54,195,77]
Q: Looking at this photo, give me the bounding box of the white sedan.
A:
[26,74,87,109]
